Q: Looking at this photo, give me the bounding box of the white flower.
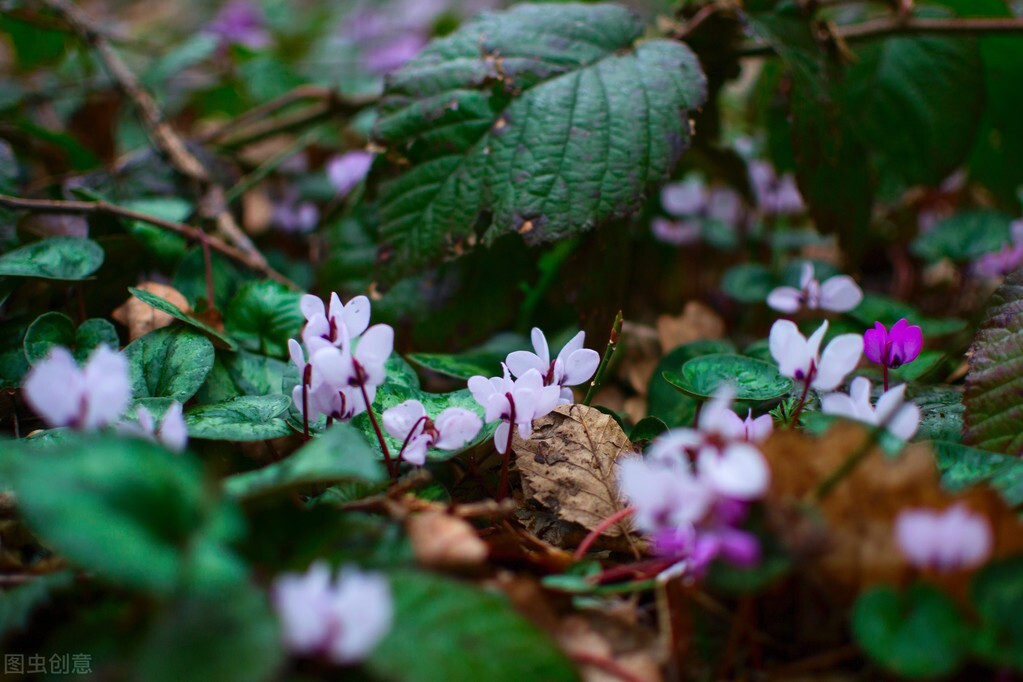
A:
[894,504,992,572]
[118,402,188,452]
[468,366,561,454]
[382,399,482,465]
[301,293,371,353]
[618,456,712,533]
[271,562,392,664]
[23,345,131,430]
[769,319,862,391]
[506,328,600,404]
[821,377,920,441]
[767,262,863,314]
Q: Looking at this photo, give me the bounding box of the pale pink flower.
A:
[327,152,375,199]
[895,504,992,571]
[821,377,920,441]
[769,319,862,392]
[505,328,599,404]
[468,365,561,453]
[382,399,482,465]
[767,262,862,314]
[23,346,131,430]
[271,562,392,664]
[118,402,188,453]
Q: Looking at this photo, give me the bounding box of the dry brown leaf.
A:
[557,615,663,682]
[762,422,1023,597]
[513,404,636,546]
[111,282,191,341]
[406,510,488,571]
[655,301,724,354]
[242,188,274,236]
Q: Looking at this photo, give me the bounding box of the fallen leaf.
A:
[557,615,663,682]
[111,282,191,341]
[242,188,274,237]
[513,405,637,552]
[406,510,488,572]
[656,301,724,354]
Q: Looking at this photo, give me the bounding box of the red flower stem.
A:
[789,378,812,430]
[355,362,395,479]
[883,364,890,392]
[497,397,516,501]
[573,506,635,561]
[396,415,430,463]
[302,364,311,441]
[570,652,647,682]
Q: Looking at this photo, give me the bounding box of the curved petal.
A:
[354,324,394,386]
[799,261,815,289]
[341,295,371,338]
[532,384,562,421]
[434,408,482,449]
[558,386,574,405]
[81,346,132,429]
[494,421,511,454]
[530,327,550,366]
[300,294,325,321]
[887,403,920,442]
[806,320,829,358]
[848,376,873,409]
[561,348,599,386]
[698,443,770,500]
[813,333,862,391]
[862,322,887,365]
[157,402,188,453]
[820,275,863,313]
[505,350,546,379]
[382,400,426,441]
[766,286,803,314]
[556,331,586,364]
[646,429,702,465]
[288,338,306,371]
[400,436,429,466]
[873,383,907,423]
[769,319,804,373]
[821,392,860,422]
[468,375,496,404]
[890,319,923,366]
[747,414,774,443]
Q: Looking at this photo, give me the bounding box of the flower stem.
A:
[883,364,890,392]
[573,506,635,561]
[355,363,395,479]
[583,310,624,406]
[397,415,430,463]
[301,365,311,441]
[497,398,516,501]
[788,379,812,430]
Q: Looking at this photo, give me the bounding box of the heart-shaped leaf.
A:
[185,395,291,441]
[224,281,304,358]
[23,312,120,365]
[407,333,527,381]
[664,353,792,402]
[0,237,104,280]
[125,327,215,403]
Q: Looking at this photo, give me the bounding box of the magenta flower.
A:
[863,318,922,390]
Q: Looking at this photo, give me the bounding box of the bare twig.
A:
[41,0,279,281]
[0,193,297,287]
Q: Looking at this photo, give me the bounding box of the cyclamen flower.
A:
[748,160,804,216]
[506,328,600,404]
[617,388,771,576]
[863,319,923,370]
[301,293,371,353]
[271,562,392,664]
[205,0,271,50]
[118,402,188,453]
[468,366,561,454]
[382,399,482,465]
[769,319,863,392]
[821,377,920,441]
[327,152,375,199]
[894,504,992,572]
[23,346,131,430]
[767,262,863,314]
[651,217,701,246]
[971,217,1023,279]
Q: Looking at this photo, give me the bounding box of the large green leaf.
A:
[368,571,577,682]
[196,350,298,404]
[911,210,1014,264]
[11,437,212,593]
[373,2,706,274]
[125,327,215,403]
[134,581,283,682]
[407,333,527,381]
[129,286,237,349]
[648,339,736,427]
[852,583,971,679]
[185,395,292,441]
[664,353,791,402]
[224,281,304,358]
[932,440,1023,507]
[964,270,1023,455]
[23,312,119,365]
[224,423,386,501]
[0,237,104,280]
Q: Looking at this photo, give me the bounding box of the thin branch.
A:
[0,193,297,287]
[737,15,1023,57]
[41,0,277,281]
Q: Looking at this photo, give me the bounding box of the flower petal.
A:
[820,275,863,313]
[813,333,862,391]
[530,327,550,366]
[300,294,325,321]
[434,408,482,450]
[862,322,887,365]
[766,286,803,314]
[561,348,599,386]
[698,443,770,500]
[382,400,426,441]
[505,351,547,379]
[341,295,371,338]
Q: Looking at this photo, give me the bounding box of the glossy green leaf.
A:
[964,270,1023,454]
[197,350,298,404]
[912,385,964,443]
[911,210,1014,264]
[852,583,971,679]
[224,281,304,358]
[225,423,386,500]
[0,237,104,280]
[931,440,1023,507]
[11,437,211,593]
[23,312,119,365]
[664,353,791,402]
[648,339,736,427]
[185,395,292,441]
[368,571,577,682]
[125,327,215,403]
[373,2,707,275]
[129,286,237,349]
[407,333,527,381]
